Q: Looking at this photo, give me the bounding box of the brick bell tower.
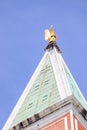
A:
[3,27,87,130]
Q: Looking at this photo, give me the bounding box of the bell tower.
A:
[3,27,87,130]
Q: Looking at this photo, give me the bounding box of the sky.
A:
[0,0,87,129]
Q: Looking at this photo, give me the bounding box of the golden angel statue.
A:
[44,26,57,44]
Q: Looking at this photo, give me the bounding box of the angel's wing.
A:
[44,29,51,41]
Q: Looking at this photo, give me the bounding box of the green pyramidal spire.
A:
[3,27,87,130]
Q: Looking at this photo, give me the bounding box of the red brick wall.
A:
[73,115,86,130]
[40,113,86,130]
[40,113,71,130]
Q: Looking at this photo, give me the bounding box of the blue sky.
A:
[0,0,87,129]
